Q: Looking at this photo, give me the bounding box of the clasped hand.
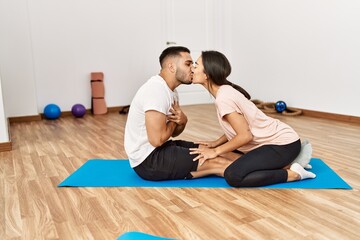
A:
[167,101,187,126]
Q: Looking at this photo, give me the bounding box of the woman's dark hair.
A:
[159,46,190,68]
[201,51,251,99]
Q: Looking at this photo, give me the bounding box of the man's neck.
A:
[159,71,177,91]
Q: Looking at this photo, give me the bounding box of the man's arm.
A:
[145,110,177,147]
[172,122,186,137]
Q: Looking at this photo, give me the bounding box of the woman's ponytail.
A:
[225,80,251,100]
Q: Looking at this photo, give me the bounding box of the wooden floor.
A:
[1,104,360,240]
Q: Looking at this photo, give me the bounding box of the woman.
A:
[189,51,316,187]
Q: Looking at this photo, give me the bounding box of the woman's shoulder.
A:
[217,85,247,101]
[216,86,247,112]
[218,85,238,97]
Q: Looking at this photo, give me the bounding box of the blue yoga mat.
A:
[117,231,175,240]
[58,158,352,189]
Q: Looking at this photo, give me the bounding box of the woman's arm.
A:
[190,112,252,163]
[214,112,253,155]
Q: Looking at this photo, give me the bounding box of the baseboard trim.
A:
[8,107,126,122]
[301,109,360,124]
[9,114,42,123]
[0,141,12,152]
[49,107,124,117]
[7,105,359,124]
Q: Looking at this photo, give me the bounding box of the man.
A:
[124,46,232,181]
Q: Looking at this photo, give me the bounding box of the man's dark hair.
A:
[159,46,190,67]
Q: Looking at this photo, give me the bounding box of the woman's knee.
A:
[224,166,243,187]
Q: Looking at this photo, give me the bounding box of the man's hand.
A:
[167,101,188,126]
[167,101,188,137]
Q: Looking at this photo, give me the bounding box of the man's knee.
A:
[211,157,232,167]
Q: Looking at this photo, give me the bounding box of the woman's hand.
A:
[189,147,218,166]
[196,135,228,149]
[195,140,218,148]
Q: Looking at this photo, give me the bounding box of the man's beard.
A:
[176,70,192,85]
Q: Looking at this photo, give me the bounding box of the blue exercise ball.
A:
[44,104,61,119]
[71,104,86,118]
[275,101,287,113]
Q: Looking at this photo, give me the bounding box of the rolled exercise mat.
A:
[91,72,107,114]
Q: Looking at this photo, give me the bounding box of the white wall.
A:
[0,0,165,117]
[28,0,165,113]
[0,0,38,117]
[228,0,360,117]
[0,73,9,143]
[0,0,359,118]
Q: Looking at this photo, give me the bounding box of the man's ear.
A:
[169,62,176,73]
